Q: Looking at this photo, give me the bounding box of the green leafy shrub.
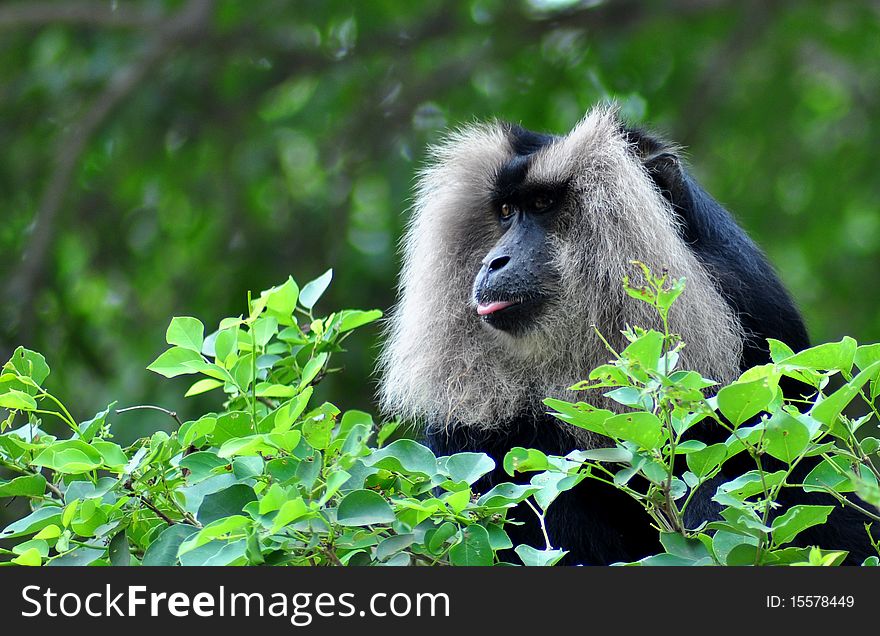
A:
[2,265,880,566]
[511,262,880,566]
[0,271,527,566]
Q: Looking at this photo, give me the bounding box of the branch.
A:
[116,404,183,427]
[0,1,161,30]
[3,0,214,347]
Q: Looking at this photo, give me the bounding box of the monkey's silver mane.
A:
[378,105,743,446]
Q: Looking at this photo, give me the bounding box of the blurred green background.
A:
[1,0,879,442]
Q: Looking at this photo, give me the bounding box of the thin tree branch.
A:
[4,0,214,348]
[0,1,162,30]
[116,404,183,427]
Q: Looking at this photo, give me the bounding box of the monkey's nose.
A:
[486,255,510,272]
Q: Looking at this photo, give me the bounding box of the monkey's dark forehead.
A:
[504,123,556,156]
[492,124,559,199]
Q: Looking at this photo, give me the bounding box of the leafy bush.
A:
[0,271,526,566]
[2,265,879,566]
[517,262,880,566]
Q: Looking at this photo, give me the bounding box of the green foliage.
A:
[529,262,880,565]
[0,274,523,566]
[3,265,880,566]
[2,1,879,479]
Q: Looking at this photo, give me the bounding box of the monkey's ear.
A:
[642,152,693,212]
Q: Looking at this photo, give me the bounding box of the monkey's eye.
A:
[499,203,514,219]
[532,195,554,211]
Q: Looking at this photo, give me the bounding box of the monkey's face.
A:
[472,174,568,337]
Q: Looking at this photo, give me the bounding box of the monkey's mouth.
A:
[476,296,545,334]
[476,299,520,316]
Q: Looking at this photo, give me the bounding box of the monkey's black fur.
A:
[426,124,876,565]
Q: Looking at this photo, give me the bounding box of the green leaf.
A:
[213,328,238,365]
[197,485,258,525]
[231,353,255,390]
[302,412,334,450]
[515,544,567,566]
[298,352,328,390]
[179,515,251,555]
[252,316,279,347]
[530,471,583,511]
[209,411,253,445]
[803,456,858,493]
[779,337,857,371]
[714,470,787,502]
[92,441,128,471]
[12,547,42,566]
[659,532,712,561]
[218,435,275,459]
[0,506,62,539]
[810,361,880,434]
[439,453,495,484]
[78,404,114,442]
[717,378,775,426]
[179,539,248,566]
[271,498,309,532]
[763,411,811,463]
[772,505,835,546]
[147,347,204,378]
[108,531,130,566]
[686,443,727,478]
[603,411,664,449]
[271,388,313,433]
[855,343,880,372]
[621,330,665,376]
[336,489,395,526]
[427,522,459,554]
[178,414,217,448]
[299,269,333,309]
[31,440,104,474]
[767,339,796,363]
[502,447,549,476]
[185,378,224,397]
[0,474,47,498]
[264,276,300,317]
[4,347,50,387]
[477,483,541,508]
[166,317,205,353]
[361,439,437,477]
[179,474,237,515]
[142,524,198,566]
[179,451,228,483]
[337,309,383,333]
[376,534,415,561]
[544,398,612,437]
[449,525,493,566]
[0,389,37,411]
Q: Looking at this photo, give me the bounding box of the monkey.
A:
[378,105,874,565]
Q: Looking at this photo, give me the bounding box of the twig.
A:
[0,2,161,30]
[4,0,214,346]
[116,404,183,426]
[523,498,553,551]
[0,457,65,500]
[138,495,175,526]
[320,545,344,567]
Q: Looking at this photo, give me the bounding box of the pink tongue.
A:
[477,300,515,316]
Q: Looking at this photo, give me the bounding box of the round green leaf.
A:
[449,525,493,566]
[197,484,258,525]
[717,378,775,426]
[166,316,205,353]
[142,524,198,566]
[336,489,395,526]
